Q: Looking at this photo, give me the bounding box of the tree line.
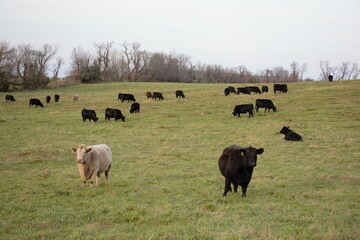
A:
[0,40,359,91]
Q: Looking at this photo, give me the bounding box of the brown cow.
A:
[70,144,112,186]
[146,91,153,99]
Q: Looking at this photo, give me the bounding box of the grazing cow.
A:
[129,102,140,114]
[224,87,231,96]
[105,108,125,121]
[228,86,236,94]
[153,92,164,100]
[81,109,99,122]
[146,91,153,99]
[5,95,16,102]
[118,93,136,102]
[46,96,51,103]
[175,90,185,98]
[73,94,79,101]
[328,75,333,82]
[54,94,60,102]
[29,98,44,108]
[255,99,277,112]
[237,87,251,95]
[274,84,288,93]
[233,104,254,118]
[262,86,268,93]
[279,126,302,141]
[70,144,112,187]
[218,145,264,197]
[246,86,262,94]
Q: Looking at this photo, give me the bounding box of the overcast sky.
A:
[1,0,359,79]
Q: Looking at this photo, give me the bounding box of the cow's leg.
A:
[89,170,98,186]
[78,168,86,187]
[96,172,101,186]
[223,178,232,196]
[233,184,238,193]
[241,185,248,197]
[105,164,111,184]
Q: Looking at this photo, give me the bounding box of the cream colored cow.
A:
[70,144,112,186]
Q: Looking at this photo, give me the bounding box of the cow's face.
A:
[240,147,264,167]
[280,126,291,135]
[71,145,92,164]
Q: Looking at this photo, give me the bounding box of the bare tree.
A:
[273,66,289,82]
[94,41,113,80]
[0,41,15,91]
[299,63,308,81]
[337,62,350,80]
[9,43,58,89]
[52,56,64,80]
[121,42,149,81]
[290,61,299,82]
[71,47,91,81]
[348,63,359,80]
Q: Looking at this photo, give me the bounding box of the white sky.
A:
[1,0,359,79]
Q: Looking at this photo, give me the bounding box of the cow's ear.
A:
[70,147,77,153]
[85,147,92,153]
[257,148,264,155]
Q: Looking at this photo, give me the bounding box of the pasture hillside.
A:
[0,81,359,239]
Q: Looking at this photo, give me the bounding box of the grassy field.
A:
[0,81,359,239]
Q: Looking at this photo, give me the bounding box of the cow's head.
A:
[239,147,264,167]
[70,144,92,164]
[94,117,99,122]
[280,126,291,135]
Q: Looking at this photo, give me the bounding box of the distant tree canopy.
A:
[1,40,359,91]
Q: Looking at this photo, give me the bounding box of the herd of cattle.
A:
[219,83,304,197]
[5,84,302,196]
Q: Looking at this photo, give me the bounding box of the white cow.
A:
[70,144,112,186]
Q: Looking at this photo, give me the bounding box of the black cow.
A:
[261,86,268,93]
[279,126,302,141]
[5,95,16,102]
[105,108,125,121]
[233,104,254,118]
[236,87,251,95]
[328,75,333,82]
[218,145,264,197]
[246,86,262,94]
[118,93,136,102]
[153,92,164,100]
[129,102,140,114]
[228,86,236,94]
[81,109,99,122]
[255,99,277,112]
[29,98,44,108]
[274,84,288,93]
[46,96,51,103]
[175,90,185,98]
[224,87,231,96]
[54,94,60,102]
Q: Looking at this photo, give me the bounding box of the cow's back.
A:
[219,145,243,177]
[89,144,112,172]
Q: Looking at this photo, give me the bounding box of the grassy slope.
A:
[0,81,359,239]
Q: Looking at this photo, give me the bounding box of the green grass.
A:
[0,81,359,239]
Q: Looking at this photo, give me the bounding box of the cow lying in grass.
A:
[70,144,112,187]
[279,126,302,141]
